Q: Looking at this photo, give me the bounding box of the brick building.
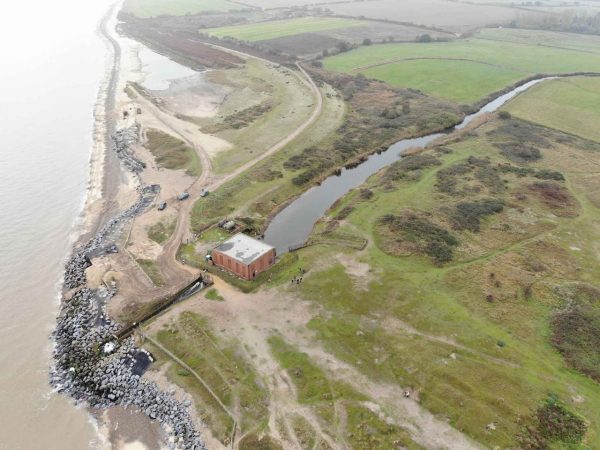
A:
[212,233,276,280]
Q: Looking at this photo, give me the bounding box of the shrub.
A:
[536,399,587,444]
[359,189,373,200]
[535,169,564,181]
[292,168,321,186]
[552,304,600,382]
[498,110,511,119]
[334,206,354,220]
[379,212,458,263]
[497,143,542,162]
[450,199,505,232]
[383,154,441,183]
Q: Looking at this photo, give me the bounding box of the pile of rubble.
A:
[53,127,206,449]
[113,125,145,173]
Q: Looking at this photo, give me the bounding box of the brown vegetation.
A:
[283,69,461,187]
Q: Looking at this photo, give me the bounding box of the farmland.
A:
[506,76,600,142]
[323,29,600,103]
[319,0,527,32]
[122,0,242,17]
[205,17,366,42]
[202,16,453,58]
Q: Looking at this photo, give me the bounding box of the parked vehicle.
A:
[177,192,189,201]
[157,202,167,211]
[200,190,209,198]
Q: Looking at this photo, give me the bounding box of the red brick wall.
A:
[212,248,275,280]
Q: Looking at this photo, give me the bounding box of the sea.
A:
[0,0,114,448]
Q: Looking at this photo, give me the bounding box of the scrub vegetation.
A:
[150,312,269,443]
[255,108,600,447]
[199,59,315,174]
[147,220,176,244]
[191,70,461,233]
[145,129,201,177]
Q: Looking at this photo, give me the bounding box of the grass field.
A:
[505,76,600,142]
[322,0,522,32]
[323,29,600,103]
[273,113,600,447]
[122,0,241,17]
[205,17,366,42]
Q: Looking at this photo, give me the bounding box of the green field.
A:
[323,29,600,103]
[123,0,240,18]
[205,17,366,42]
[505,76,600,142]
[276,112,600,447]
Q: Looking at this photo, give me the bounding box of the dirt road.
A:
[143,50,323,286]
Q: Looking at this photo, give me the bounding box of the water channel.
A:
[264,77,554,254]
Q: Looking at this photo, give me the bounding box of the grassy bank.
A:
[145,129,201,177]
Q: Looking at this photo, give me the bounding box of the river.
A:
[264,78,551,254]
[0,0,115,448]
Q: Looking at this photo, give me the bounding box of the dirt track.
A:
[138,47,324,290]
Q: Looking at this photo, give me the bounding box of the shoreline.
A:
[53,3,206,450]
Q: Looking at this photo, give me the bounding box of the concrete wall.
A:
[212,248,276,280]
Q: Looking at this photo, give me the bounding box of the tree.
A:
[362,38,372,46]
[417,34,433,43]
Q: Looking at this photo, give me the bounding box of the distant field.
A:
[122,0,241,17]
[505,76,600,142]
[205,17,366,41]
[478,27,600,54]
[320,0,524,32]
[239,0,346,7]
[324,30,600,103]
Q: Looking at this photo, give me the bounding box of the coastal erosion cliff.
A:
[51,5,207,450]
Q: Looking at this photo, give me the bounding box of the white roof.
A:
[214,233,274,265]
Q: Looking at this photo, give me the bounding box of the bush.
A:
[292,168,321,186]
[535,169,564,181]
[334,206,354,220]
[552,303,600,382]
[379,212,458,263]
[450,199,505,232]
[383,154,441,183]
[497,143,542,162]
[498,110,511,119]
[536,400,587,444]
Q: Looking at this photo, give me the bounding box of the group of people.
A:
[292,267,306,285]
